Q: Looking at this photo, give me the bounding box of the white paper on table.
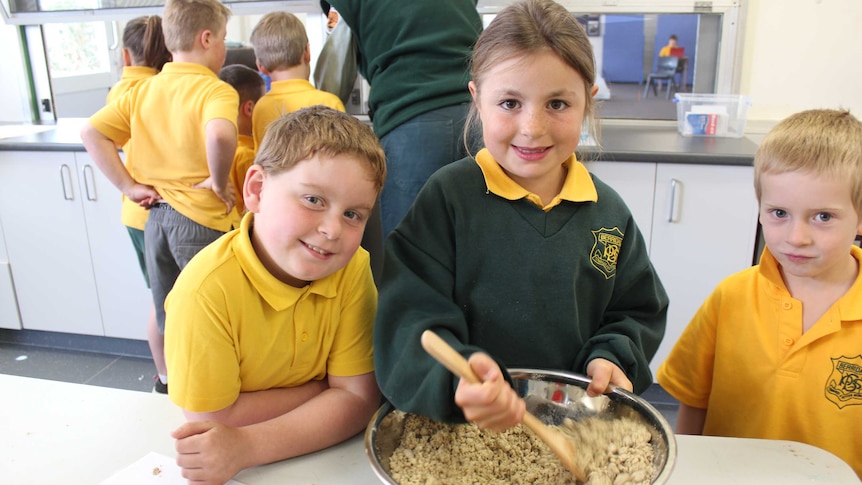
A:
[99,451,245,485]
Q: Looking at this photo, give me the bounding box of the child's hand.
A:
[454,353,525,432]
[125,183,159,207]
[172,420,248,485]
[585,358,633,397]
[193,177,237,214]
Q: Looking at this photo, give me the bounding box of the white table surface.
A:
[0,374,858,485]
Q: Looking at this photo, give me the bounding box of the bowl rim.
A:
[364,368,678,484]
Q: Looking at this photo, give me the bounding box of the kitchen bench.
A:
[1,374,857,484]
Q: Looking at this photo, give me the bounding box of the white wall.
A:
[740,0,862,129]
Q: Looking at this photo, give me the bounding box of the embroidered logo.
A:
[825,355,862,409]
[590,227,623,279]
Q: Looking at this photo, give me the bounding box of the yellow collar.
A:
[474,148,598,211]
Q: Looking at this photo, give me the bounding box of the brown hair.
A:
[249,12,308,72]
[466,0,598,152]
[255,106,386,193]
[162,0,231,53]
[123,16,171,71]
[754,109,862,215]
[218,64,265,104]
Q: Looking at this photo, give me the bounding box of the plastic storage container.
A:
[674,93,751,138]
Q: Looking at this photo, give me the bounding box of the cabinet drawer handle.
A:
[667,178,680,223]
[83,164,97,201]
[59,164,74,201]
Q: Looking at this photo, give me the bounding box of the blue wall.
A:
[602,14,698,85]
[602,15,644,84]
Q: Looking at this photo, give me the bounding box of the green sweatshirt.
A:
[326,0,481,138]
[374,156,669,423]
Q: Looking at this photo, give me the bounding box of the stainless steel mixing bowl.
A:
[365,368,677,484]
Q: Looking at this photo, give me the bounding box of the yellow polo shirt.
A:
[106,66,157,231]
[657,246,862,477]
[90,62,239,232]
[229,134,256,225]
[252,78,346,150]
[164,212,377,413]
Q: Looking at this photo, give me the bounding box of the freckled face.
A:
[469,51,589,198]
[246,154,377,287]
[759,170,862,284]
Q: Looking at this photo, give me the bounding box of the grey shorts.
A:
[144,203,224,333]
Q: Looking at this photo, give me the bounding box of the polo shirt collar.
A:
[474,148,598,212]
[160,62,218,77]
[268,79,315,95]
[759,245,862,321]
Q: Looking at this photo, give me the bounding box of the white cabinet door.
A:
[75,152,151,340]
[0,151,104,335]
[0,262,21,329]
[648,164,759,376]
[586,161,657,251]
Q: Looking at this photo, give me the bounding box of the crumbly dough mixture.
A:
[387,414,655,485]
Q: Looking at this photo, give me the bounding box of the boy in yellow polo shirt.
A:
[81,0,239,394]
[249,11,345,150]
[165,106,386,484]
[218,64,266,221]
[657,109,862,477]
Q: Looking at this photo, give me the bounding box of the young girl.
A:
[374,0,668,430]
[106,16,171,393]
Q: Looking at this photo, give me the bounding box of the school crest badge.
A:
[825,355,862,409]
[590,227,623,280]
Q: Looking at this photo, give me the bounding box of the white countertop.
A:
[0,374,857,485]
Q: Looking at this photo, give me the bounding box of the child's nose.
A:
[786,220,812,246]
[520,109,547,138]
[318,213,343,240]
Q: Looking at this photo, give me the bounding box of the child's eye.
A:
[344,210,363,222]
[815,212,833,222]
[500,99,519,110]
[303,195,323,206]
[770,208,787,218]
[548,99,569,110]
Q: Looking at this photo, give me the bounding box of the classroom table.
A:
[0,374,858,484]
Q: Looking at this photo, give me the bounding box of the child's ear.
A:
[243,164,265,213]
[241,99,255,119]
[256,60,271,76]
[121,48,132,67]
[591,84,599,98]
[303,43,311,64]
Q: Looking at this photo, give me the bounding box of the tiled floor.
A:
[0,329,680,430]
[0,330,157,393]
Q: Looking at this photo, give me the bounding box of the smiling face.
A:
[244,154,378,287]
[469,51,590,200]
[759,170,862,286]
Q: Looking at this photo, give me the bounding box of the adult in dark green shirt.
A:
[324,0,482,236]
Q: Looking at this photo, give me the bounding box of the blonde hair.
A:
[466,0,598,153]
[255,106,387,193]
[250,12,308,71]
[162,0,231,53]
[754,109,862,215]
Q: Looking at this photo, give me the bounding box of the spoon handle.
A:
[420,330,481,384]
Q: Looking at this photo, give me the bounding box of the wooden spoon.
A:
[420,330,587,483]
